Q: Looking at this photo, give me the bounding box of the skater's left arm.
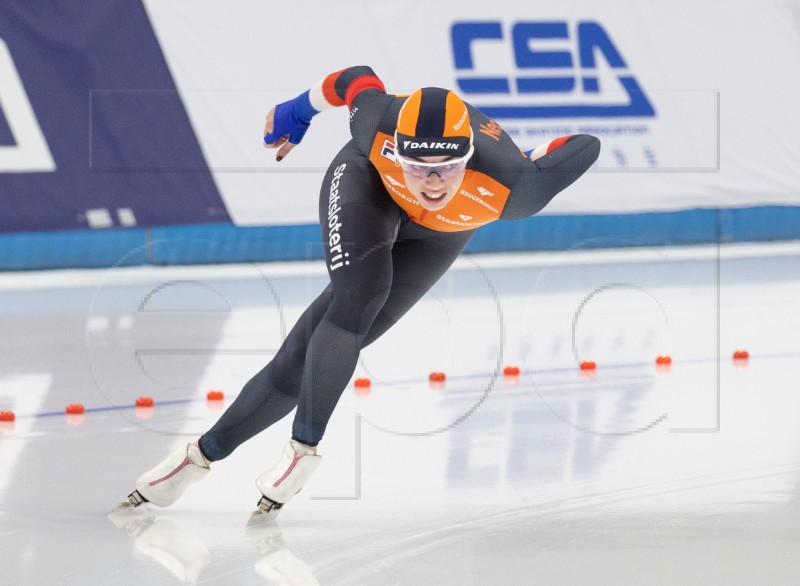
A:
[501,135,601,220]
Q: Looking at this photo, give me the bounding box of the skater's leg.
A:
[290,144,400,447]
[361,224,474,348]
[244,229,472,517]
[115,287,334,511]
[198,286,332,461]
[250,144,399,519]
[256,226,471,517]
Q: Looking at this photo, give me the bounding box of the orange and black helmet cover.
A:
[395,87,473,159]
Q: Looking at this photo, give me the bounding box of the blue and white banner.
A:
[142,0,800,222]
[1,0,799,234]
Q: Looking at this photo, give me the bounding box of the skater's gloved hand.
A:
[263,90,319,161]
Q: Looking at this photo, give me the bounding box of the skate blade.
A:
[110,500,136,514]
[246,507,281,528]
[110,499,144,515]
[109,490,148,515]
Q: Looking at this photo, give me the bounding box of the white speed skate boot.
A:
[247,440,321,526]
[112,442,211,512]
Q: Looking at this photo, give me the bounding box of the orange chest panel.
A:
[367,133,510,232]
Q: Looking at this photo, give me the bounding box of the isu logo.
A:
[0,38,56,173]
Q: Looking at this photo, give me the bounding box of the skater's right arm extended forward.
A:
[262,66,387,161]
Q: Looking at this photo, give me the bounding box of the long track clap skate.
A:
[112,442,211,513]
[247,440,321,527]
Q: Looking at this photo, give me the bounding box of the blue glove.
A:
[264,90,319,145]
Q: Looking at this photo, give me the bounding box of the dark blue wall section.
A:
[0,1,229,232]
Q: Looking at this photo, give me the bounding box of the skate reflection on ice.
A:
[107,510,210,584]
[247,522,319,586]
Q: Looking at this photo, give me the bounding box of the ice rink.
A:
[1,241,799,585]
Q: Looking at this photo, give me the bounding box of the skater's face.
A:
[400,155,467,211]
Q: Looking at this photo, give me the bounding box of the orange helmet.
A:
[395,87,473,160]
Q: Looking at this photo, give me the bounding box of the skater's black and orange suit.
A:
[198,67,600,459]
[316,66,597,232]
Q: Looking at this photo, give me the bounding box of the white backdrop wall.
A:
[143,0,800,226]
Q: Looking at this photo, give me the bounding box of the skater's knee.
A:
[327,285,391,335]
[261,362,302,400]
[361,309,397,348]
